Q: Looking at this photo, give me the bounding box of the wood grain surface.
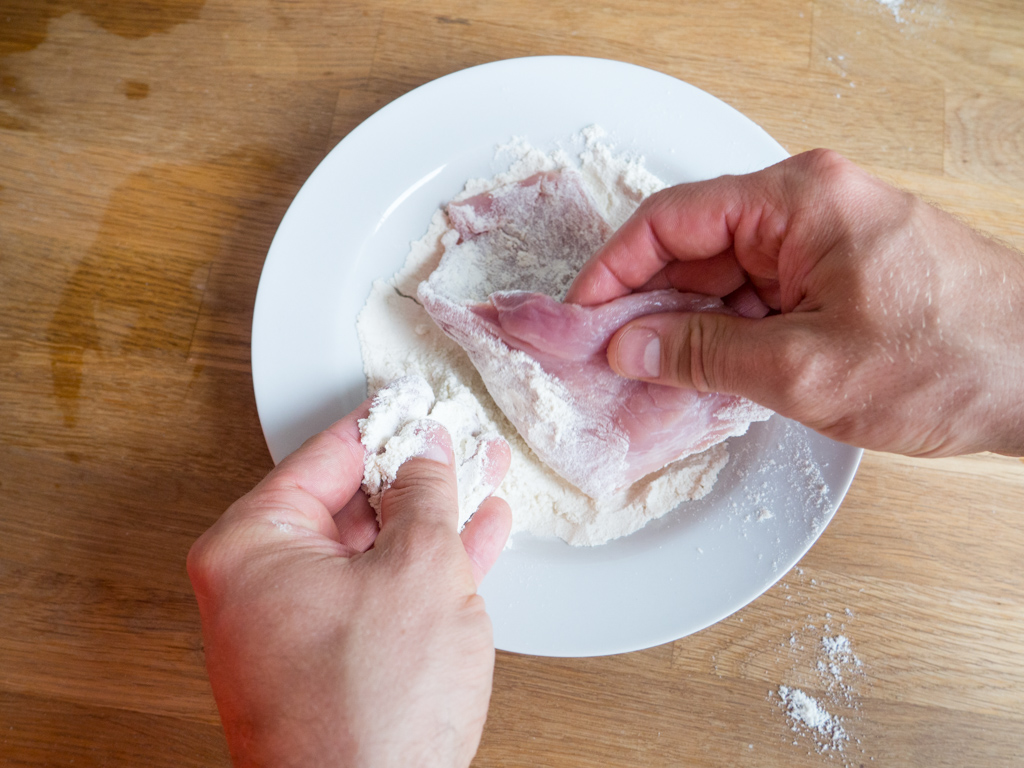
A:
[2,1,1023,766]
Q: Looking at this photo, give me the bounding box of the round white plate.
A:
[252,56,862,657]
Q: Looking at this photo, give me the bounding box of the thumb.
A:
[607,311,815,413]
[376,421,461,541]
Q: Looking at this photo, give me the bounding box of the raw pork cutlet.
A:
[418,169,772,500]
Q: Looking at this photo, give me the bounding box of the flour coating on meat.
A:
[357,129,755,545]
[419,169,772,499]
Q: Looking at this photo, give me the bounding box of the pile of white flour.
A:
[356,128,729,546]
[778,685,848,750]
[359,373,504,530]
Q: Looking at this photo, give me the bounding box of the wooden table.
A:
[2,1,1023,765]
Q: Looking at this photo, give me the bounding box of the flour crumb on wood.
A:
[766,569,872,764]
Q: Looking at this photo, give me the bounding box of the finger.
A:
[333,489,379,555]
[257,399,371,512]
[632,251,748,297]
[459,496,513,586]
[607,310,819,416]
[477,435,511,491]
[216,401,372,544]
[723,281,772,319]
[565,165,792,307]
[749,273,782,310]
[635,269,673,293]
[189,400,378,601]
[660,251,749,297]
[565,198,679,306]
[455,435,510,532]
[377,421,460,538]
[565,183,746,305]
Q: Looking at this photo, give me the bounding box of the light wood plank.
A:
[946,90,1024,191]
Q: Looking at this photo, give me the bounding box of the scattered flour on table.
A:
[872,0,906,22]
[778,686,847,750]
[864,0,948,28]
[767,569,871,763]
[356,127,729,546]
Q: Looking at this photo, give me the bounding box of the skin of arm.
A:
[566,149,1024,457]
[187,406,512,768]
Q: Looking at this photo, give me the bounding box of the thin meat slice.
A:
[426,170,612,304]
[418,169,772,499]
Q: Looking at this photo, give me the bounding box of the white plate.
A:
[252,56,862,657]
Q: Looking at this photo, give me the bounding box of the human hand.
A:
[187,405,512,768]
[566,149,1024,457]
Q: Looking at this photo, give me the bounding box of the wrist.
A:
[961,237,1024,456]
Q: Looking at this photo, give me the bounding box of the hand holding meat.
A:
[420,171,771,499]
[566,149,1024,458]
[187,408,511,768]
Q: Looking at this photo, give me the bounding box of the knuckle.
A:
[640,185,680,219]
[660,313,737,394]
[792,148,865,205]
[379,460,460,555]
[801,147,850,181]
[660,315,698,389]
[393,455,454,488]
[186,530,228,597]
[681,313,729,393]
[387,461,458,513]
[824,412,872,447]
[185,503,261,599]
[185,539,207,583]
[770,330,835,414]
[688,314,713,391]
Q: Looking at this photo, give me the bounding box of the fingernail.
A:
[616,327,661,378]
[414,438,452,466]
